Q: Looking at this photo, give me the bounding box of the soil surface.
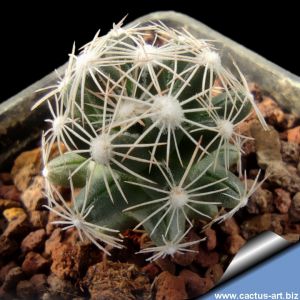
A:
[0,83,300,299]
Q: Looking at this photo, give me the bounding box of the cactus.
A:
[35,19,267,260]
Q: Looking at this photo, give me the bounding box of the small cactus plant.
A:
[34,19,267,260]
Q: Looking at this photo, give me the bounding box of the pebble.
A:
[44,228,62,256]
[0,235,18,257]
[30,274,48,298]
[21,176,47,211]
[16,280,35,299]
[281,141,300,164]
[0,262,17,284]
[205,264,224,283]
[290,192,300,222]
[250,121,282,168]
[21,229,46,253]
[3,207,26,222]
[194,246,220,268]
[155,271,187,300]
[287,126,300,144]
[3,213,30,239]
[1,267,24,291]
[225,234,246,255]
[0,199,21,211]
[0,185,21,202]
[180,269,214,298]
[22,252,49,275]
[204,227,217,251]
[274,188,292,214]
[11,148,42,192]
[241,214,272,240]
[220,218,240,235]
[29,210,48,229]
[247,183,274,214]
[141,263,161,281]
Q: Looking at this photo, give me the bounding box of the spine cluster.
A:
[35,19,267,260]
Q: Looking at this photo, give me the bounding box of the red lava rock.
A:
[251,122,282,168]
[21,176,47,211]
[44,228,62,256]
[220,218,240,235]
[194,246,220,268]
[47,273,79,300]
[154,257,176,274]
[1,267,24,291]
[257,97,294,129]
[84,261,151,300]
[22,252,49,275]
[0,185,21,202]
[274,188,292,214]
[204,227,217,250]
[267,161,300,193]
[21,229,46,253]
[141,263,161,281]
[281,141,300,164]
[0,173,12,184]
[0,199,21,211]
[49,229,99,280]
[155,271,187,300]
[0,235,18,257]
[247,182,274,214]
[0,262,17,284]
[3,213,31,239]
[51,242,86,280]
[241,213,272,240]
[271,214,289,235]
[225,234,246,255]
[282,233,300,242]
[11,148,42,192]
[30,274,48,297]
[16,280,35,299]
[287,126,300,144]
[46,210,62,235]
[290,192,300,222]
[180,269,214,298]
[29,210,48,229]
[205,264,224,283]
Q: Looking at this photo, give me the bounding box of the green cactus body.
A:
[37,19,267,259]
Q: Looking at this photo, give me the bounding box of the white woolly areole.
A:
[57,76,69,92]
[76,49,98,72]
[165,243,177,256]
[42,167,48,178]
[217,119,234,140]
[134,44,161,65]
[197,49,221,69]
[151,96,184,129]
[109,27,125,38]
[169,186,189,208]
[52,116,66,135]
[72,217,82,229]
[90,134,113,165]
[116,102,137,121]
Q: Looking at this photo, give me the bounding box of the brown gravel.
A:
[0,83,299,299]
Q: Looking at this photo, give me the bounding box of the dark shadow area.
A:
[1,1,299,101]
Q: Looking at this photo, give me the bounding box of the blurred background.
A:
[0,0,299,102]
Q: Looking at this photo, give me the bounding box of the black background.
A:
[1,1,299,102]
